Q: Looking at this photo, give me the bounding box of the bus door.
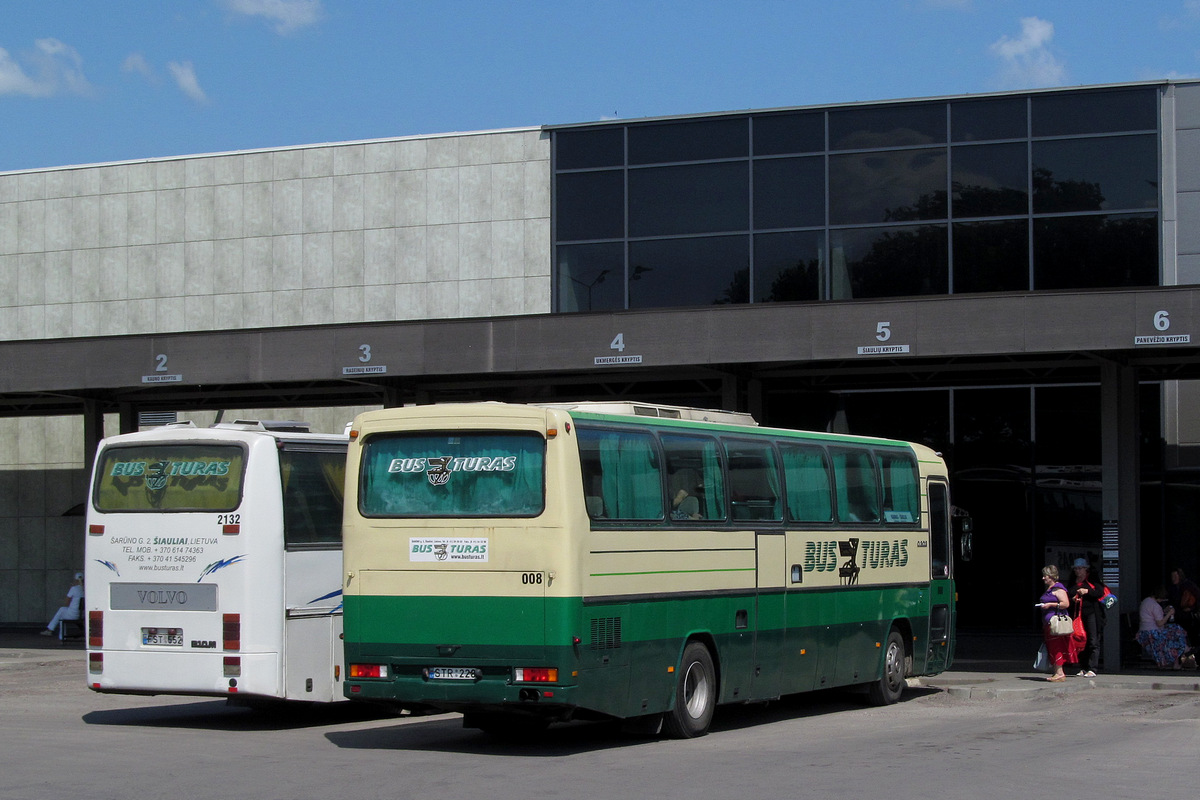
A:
[279,442,347,702]
[924,480,954,673]
[752,531,786,699]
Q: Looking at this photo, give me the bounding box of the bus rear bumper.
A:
[85,649,281,699]
[344,675,581,718]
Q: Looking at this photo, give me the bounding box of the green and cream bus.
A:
[342,402,961,737]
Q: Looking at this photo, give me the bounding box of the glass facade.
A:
[553,86,1160,312]
[759,382,1165,630]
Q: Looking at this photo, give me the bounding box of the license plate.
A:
[142,627,183,646]
[427,666,479,680]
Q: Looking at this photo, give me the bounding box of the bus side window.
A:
[928,481,951,578]
[879,451,920,524]
[281,448,346,546]
[725,440,782,522]
[780,443,833,523]
[831,448,880,524]
[661,434,726,523]
[576,426,663,521]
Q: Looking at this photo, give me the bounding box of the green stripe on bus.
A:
[588,568,757,577]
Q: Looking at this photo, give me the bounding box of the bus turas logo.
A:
[803,537,910,579]
[145,460,170,507]
[387,454,518,487]
[409,537,489,563]
[107,458,235,508]
[427,456,453,486]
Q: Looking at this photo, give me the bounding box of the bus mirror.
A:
[953,515,973,562]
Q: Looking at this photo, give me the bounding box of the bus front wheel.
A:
[663,642,716,738]
[867,629,908,706]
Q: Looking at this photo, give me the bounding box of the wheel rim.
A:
[682,660,711,719]
[884,640,904,691]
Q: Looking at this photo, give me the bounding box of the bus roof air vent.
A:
[215,420,313,433]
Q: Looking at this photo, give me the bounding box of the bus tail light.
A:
[223,656,241,677]
[88,652,103,674]
[513,667,558,683]
[349,663,389,679]
[88,524,104,535]
[222,614,240,651]
[88,611,103,648]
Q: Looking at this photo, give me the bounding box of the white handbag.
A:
[1049,612,1073,636]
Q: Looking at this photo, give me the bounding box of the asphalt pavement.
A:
[4,626,1199,700]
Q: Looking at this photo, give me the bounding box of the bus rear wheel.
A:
[867,629,908,706]
[663,642,716,738]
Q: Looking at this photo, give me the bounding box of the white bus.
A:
[84,420,348,704]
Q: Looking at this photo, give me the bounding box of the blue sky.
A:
[3,1,1200,172]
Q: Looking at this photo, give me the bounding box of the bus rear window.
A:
[94,444,245,512]
[359,432,545,517]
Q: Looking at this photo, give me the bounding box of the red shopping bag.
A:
[1066,599,1087,663]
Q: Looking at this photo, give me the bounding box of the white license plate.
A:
[142,628,183,646]
[427,666,478,680]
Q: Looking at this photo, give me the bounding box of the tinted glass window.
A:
[556,128,624,170]
[830,224,948,299]
[1031,88,1157,137]
[952,142,1028,217]
[628,117,748,164]
[753,156,825,230]
[94,444,245,512]
[928,481,950,578]
[829,104,945,150]
[359,432,545,517]
[952,220,1029,293]
[831,448,880,523]
[628,235,749,308]
[662,434,726,521]
[556,242,625,312]
[753,230,824,303]
[1033,213,1157,290]
[281,447,346,546]
[830,149,947,224]
[753,111,824,155]
[1032,135,1158,213]
[725,440,782,522]
[951,96,1027,142]
[577,426,663,521]
[879,450,920,524]
[556,170,624,241]
[780,443,833,522]
[630,162,749,236]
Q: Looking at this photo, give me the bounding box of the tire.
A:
[663,642,716,738]
[867,629,908,706]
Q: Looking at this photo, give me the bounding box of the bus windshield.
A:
[94,444,245,512]
[359,431,545,517]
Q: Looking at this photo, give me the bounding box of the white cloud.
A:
[989,17,1067,89]
[122,53,156,81]
[222,0,323,35]
[0,38,92,98]
[168,61,209,104]
[0,47,44,96]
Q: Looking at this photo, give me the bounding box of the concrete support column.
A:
[118,403,138,434]
[1101,361,1140,671]
[82,399,105,469]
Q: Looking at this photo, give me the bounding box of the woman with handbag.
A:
[1037,564,1072,682]
[1068,558,1105,676]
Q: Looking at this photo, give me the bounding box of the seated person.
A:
[41,572,84,637]
[671,494,700,520]
[1136,587,1192,669]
